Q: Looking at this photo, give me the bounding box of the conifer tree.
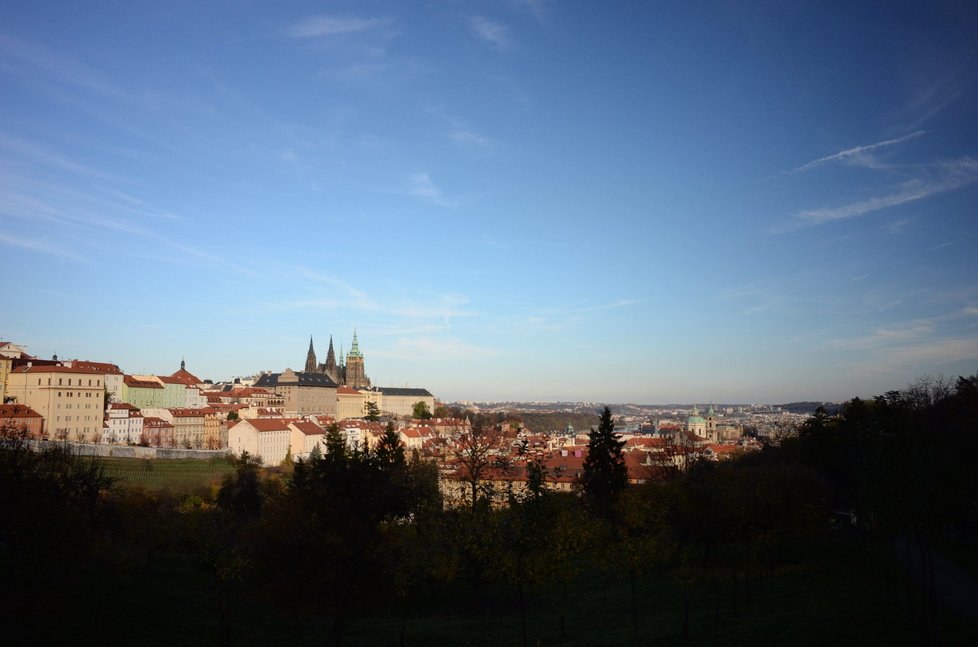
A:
[581,406,627,510]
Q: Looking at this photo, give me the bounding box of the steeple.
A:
[348,329,362,358]
[325,336,336,373]
[304,336,317,373]
[180,357,186,371]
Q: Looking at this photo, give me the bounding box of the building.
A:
[254,369,338,416]
[122,375,164,409]
[303,331,371,389]
[228,418,291,466]
[288,419,325,460]
[0,341,32,403]
[0,403,44,438]
[67,360,124,404]
[4,364,105,442]
[336,385,365,419]
[142,416,175,447]
[375,387,435,418]
[105,402,144,444]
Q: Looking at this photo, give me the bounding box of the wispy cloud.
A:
[0,231,84,261]
[778,156,978,230]
[0,132,121,182]
[510,0,553,23]
[409,173,457,207]
[786,131,925,175]
[887,217,911,234]
[889,65,969,131]
[827,321,935,351]
[375,336,501,362]
[534,299,641,317]
[0,32,127,101]
[926,242,952,252]
[428,109,495,149]
[287,15,390,39]
[470,16,512,50]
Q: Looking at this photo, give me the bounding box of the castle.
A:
[304,331,371,389]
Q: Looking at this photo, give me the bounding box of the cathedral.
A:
[304,331,371,389]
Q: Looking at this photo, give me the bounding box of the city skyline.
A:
[2,2,977,403]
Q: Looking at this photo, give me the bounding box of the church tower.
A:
[304,336,317,373]
[325,336,339,382]
[344,330,370,389]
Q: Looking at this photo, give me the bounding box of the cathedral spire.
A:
[304,336,317,373]
[349,329,362,358]
[326,336,336,367]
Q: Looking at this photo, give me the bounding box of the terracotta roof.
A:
[337,386,360,395]
[169,408,204,418]
[245,419,291,432]
[0,404,43,418]
[14,364,102,375]
[143,417,174,429]
[169,366,202,385]
[290,420,324,436]
[124,375,163,389]
[70,360,123,375]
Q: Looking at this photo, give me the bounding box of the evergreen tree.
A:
[376,421,406,468]
[581,406,627,510]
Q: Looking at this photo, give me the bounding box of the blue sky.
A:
[2,1,977,404]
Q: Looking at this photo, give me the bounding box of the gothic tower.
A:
[304,336,317,373]
[344,330,370,389]
[325,335,339,383]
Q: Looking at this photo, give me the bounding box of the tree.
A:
[217,451,264,524]
[364,400,381,422]
[226,411,239,421]
[581,406,627,511]
[375,421,406,468]
[412,401,432,420]
[452,423,503,509]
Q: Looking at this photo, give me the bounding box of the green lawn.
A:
[95,456,236,492]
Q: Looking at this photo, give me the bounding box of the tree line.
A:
[1,373,976,644]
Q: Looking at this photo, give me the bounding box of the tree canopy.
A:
[581,406,627,510]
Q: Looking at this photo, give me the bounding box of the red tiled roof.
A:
[169,367,202,385]
[290,420,324,436]
[15,364,102,375]
[0,404,43,418]
[169,408,204,418]
[246,418,291,432]
[124,375,163,389]
[70,360,123,375]
[143,417,174,429]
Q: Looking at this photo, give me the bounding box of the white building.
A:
[105,402,144,444]
[228,418,291,466]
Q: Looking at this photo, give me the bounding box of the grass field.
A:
[95,456,236,492]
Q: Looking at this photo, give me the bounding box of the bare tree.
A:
[452,422,503,509]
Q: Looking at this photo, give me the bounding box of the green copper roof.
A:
[348,330,363,358]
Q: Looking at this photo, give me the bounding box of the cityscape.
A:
[2,1,977,645]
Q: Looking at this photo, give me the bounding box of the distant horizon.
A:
[3,3,976,405]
